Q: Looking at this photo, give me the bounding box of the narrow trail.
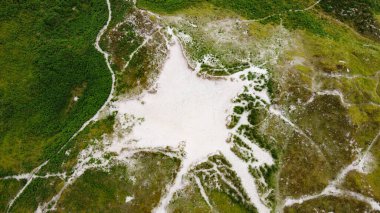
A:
[283,130,380,211]
[293,0,321,12]
[305,90,352,108]
[1,172,65,181]
[123,28,161,71]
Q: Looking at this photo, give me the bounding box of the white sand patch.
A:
[125,196,134,203]
[201,54,220,66]
[177,31,192,44]
[289,56,305,66]
[1,173,31,181]
[113,32,272,212]
[1,173,65,181]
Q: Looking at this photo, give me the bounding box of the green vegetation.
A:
[0,0,111,175]
[227,115,240,129]
[1,0,173,210]
[281,12,327,36]
[233,106,244,115]
[239,124,278,160]
[230,135,258,163]
[138,1,290,72]
[293,95,355,171]
[118,33,166,95]
[2,105,179,212]
[138,0,380,40]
